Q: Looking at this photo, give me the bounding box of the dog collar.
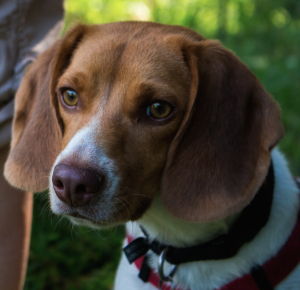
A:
[123,163,300,289]
[127,210,300,290]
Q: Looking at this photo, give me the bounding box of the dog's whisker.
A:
[54,216,65,230]
[114,197,131,219]
[70,223,76,241]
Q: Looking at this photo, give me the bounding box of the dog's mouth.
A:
[52,199,129,228]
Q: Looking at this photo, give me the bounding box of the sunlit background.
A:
[25,0,300,289]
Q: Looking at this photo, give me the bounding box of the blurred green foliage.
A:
[25,193,124,290]
[25,0,300,289]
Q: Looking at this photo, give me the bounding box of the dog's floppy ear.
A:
[162,39,284,222]
[5,25,88,192]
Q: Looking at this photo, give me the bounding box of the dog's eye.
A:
[62,90,78,107]
[146,102,172,119]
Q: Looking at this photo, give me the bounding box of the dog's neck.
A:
[137,159,274,248]
[138,195,241,247]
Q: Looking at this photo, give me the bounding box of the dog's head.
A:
[5,22,284,227]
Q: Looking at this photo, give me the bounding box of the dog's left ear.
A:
[161,39,284,222]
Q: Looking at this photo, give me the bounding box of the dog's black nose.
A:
[52,164,103,207]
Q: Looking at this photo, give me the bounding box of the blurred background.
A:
[25,0,300,289]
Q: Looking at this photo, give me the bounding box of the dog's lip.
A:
[68,212,88,219]
[66,212,115,226]
[52,197,128,225]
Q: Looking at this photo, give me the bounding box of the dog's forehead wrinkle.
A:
[78,32,183,75]
[101,84,111,104]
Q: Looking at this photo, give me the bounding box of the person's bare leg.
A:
[0,144,32,290]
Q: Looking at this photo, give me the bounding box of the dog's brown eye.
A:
[146,102,172,119]
[62,90,78,106]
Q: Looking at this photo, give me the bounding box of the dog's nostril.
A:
[76,184,86,194]
[54,180,64,190]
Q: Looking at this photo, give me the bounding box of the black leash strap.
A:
[138,255,151,282]
[123,237,150,264]
[251,266,274,290]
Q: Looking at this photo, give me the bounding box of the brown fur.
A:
[5,22,284,222]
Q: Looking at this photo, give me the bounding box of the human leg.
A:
[0,145,32,290]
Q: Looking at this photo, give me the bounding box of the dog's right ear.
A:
[161,38,284,222]
[4,25,88,192]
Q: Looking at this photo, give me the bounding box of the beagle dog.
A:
[4,22,300,290]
